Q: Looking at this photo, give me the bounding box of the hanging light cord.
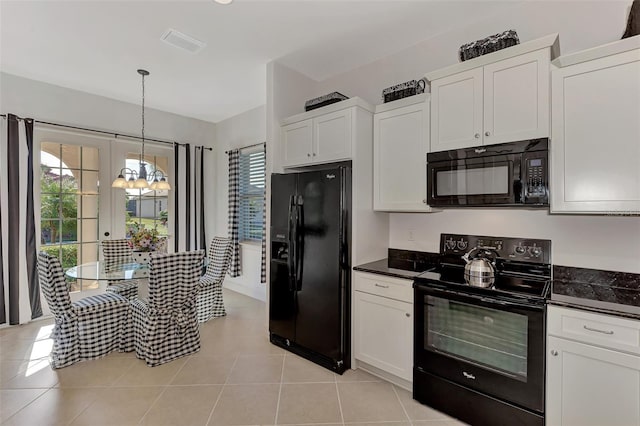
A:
[140,71,145,172]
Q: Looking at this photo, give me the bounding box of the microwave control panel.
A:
[524,153,548,204]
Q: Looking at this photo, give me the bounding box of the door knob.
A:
[485,131,491,137]
[104,232,110,237]
[474,133,480,139]
[307,153,311,157]
[550,350,558,356]
[422,199,427,204]
[312,153,316,157]
[405,313,411,317]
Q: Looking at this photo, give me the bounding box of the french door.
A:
[36,129,112,300]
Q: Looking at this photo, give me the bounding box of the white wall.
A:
[300,0,640,274]
[214,105,267,301]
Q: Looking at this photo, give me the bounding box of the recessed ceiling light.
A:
[213,0,233,4]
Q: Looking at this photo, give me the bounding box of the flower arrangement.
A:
[127,223,161,252]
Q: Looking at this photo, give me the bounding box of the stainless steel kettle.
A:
[462,247,497,288]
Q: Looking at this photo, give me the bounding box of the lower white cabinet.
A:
[353,272,413,381]
[546,306,640,426]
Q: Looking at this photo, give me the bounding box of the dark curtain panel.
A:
[2,114,42,324]
[227,149,241,277]
[198,147,206,250]
[185,143,191,250]
[0,194,4,324]
[24,119,42,319]
[174,143,180,252]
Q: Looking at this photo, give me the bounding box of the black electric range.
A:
[413,233,552,426]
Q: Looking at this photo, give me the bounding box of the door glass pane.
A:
[40,142,101,293]
[436,165,509,196]
[426,295,528,379]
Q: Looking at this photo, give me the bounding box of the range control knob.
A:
[445,238,456,250]
[529,246,542,257]
[514,246,527,255]
[456,240,468,251]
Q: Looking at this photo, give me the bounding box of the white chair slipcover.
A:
[197,237,233,323]
[131,250,204,366]
[37,252,132,369]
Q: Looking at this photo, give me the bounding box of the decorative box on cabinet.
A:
[353,272,413,382]
[550,36,640,214]
[427,33,558,152]
[546,305,640,426]
[373,94,433,212]
[281,98,373,168]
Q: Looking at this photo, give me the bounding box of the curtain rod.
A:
[0,113,215,150]
[225,141,266,154]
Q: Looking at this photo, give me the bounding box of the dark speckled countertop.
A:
[353,249,439,280]
[353,259,427,280]
[551,265,640,320]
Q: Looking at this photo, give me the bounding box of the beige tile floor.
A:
[0,289,465,426]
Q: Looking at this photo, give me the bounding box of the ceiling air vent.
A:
[160,29,206,54]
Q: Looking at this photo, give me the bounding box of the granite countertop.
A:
[551,265,640,320]
[353,259,427,280]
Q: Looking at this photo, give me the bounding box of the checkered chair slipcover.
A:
[197,237,233,323]
[102,239,139,300]
[131,250,205,367]
[37,252,132,369]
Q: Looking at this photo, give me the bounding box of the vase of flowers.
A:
[127,223,161,264]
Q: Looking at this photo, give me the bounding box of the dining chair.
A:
[101,239,139,300]
[131,250,205,366]
[37,252,133,368]
[197,237,233,323]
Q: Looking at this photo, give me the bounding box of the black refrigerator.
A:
[269,164,351,374]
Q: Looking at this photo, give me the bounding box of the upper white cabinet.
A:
[281,98,372,168]
[427,34,558,152]
[373,94,433,212]
[550,36,640,214]
[546,305,640,426]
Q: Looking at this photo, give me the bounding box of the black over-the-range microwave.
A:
[426,138,549,207]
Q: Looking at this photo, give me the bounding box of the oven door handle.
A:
[416,283,541,310]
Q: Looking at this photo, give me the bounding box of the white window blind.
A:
[239,148,265,241]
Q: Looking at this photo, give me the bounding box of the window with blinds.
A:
[239,148,266,241]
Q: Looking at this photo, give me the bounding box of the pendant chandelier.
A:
[112,69,171,191]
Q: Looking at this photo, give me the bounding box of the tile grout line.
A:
[273,353,287,425]
[2,386,50,424]
[334,379,345,426]
[204,354,239,426]
[136,355,192,424]
[391,384,413,425]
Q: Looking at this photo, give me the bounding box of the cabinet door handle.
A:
[405,313,411,317]
[474,133,480,139]
[550,350,558,356]
[485,131,491,137]
[312,153,316,157]
[374,283,389,288]
[422,199,427,204]
[583,325,614,335]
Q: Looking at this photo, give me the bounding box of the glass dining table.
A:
[65,261,149,281]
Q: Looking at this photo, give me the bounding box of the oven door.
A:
[427,155,522,206]
[414,283,544,413]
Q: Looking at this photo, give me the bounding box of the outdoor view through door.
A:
[125,154,170,249]
[40,142,100,292]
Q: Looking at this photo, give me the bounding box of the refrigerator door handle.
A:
[295,198,304,290]
[287,195,297,292]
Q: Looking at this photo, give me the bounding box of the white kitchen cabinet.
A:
[430,68,483,152]
[427,34,558,152]
[373,94,433,211]
[550,37,640,214]
[546,305,640,426]
[282,119,313,166]
[280,98,372,168]
[353,272,413,382]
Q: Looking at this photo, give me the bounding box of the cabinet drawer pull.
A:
[374,283,390,289]
[583,325,614,335]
